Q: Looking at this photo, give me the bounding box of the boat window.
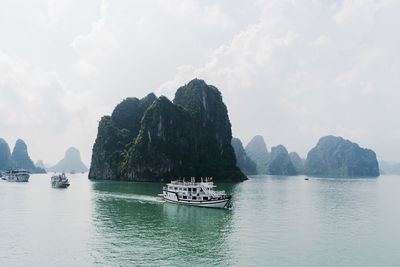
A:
[183,196,187,199]
[188,188,191,192]
[174,187,178,191]
[203,197,208,201]
[183,188,187,191]
[193,188,197,193]
[192,196,197,200]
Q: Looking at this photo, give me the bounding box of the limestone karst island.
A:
[2,1,399,265]
[89,79,246,182]
[88,79,380,182]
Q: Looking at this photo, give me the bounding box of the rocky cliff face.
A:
[11,139,46,173]
[48,147,88,173]
[89,93,156,180]
[0,138,12,170]
[303,135,379,177]
[289,152,304,172]
[89,79,246,182]
[266,145,297,175]
[231,137,257,175]
[245,135,269,174]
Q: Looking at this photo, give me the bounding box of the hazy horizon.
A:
[1,0,399,166]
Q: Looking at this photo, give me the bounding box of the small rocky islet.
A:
[240,135,380,177]
[88,78,380,181]
[89,79,246,182]
[303,135,379,177]
[0,138,45,173]
[48,147,88,173]
[0,80,381,180]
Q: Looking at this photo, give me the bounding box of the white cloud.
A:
[45,0,67,25]
[333,0,389,25]
[1,0,400,165]
[71,0,118,76]
[158,0,400,160]
[311,35,330,47]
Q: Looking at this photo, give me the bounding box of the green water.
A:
[0,174,399,266]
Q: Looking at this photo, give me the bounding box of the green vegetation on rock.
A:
[89,79,246,182]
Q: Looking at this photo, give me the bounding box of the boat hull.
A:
[163,191,230,209]
[52,183,70,188]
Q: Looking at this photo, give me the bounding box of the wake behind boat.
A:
[162,177,231,209]
[51,173,70,188]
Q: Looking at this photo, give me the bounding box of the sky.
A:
[0,0,399,166]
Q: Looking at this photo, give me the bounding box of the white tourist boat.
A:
[162,177,231,209]
[3,169,30,182]
[51,173,70,188]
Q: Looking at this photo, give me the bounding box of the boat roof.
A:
[167,180,215,187]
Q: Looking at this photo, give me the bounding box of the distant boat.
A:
[51,173,70,188]
[161,177,231,209]
[304,177,309,180]
[4,169,30,182]
[70,170,76,174]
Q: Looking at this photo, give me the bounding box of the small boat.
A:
[161,177,231,209]
[4,169,30,182]
[304,177,309,180]
[51,173,70,188]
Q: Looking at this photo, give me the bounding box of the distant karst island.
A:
[0,138,45,173]
[47,147,88,173]
[234,135,380,178]
[89,79,246,182]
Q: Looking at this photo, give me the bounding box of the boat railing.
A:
[200,184,225,198]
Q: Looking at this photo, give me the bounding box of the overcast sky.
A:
[1,0,399,166]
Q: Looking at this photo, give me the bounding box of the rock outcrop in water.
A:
[231,137,257,175]
[245,135,269,174]
[266,145,297,175]
[48,147,88,173]
[11,139,46,173]
[289,152,304,172]
[89,93,158,180]
[89,79,246,182]
[303,135,379,177]
[0,138,13,170]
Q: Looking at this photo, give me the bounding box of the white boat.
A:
[4,169,30,182]
[162,177,231,209]
[51,173,70,188]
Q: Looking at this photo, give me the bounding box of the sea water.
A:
[0,174,399,266]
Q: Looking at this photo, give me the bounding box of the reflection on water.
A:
[90,181,234,266]
[0,174,399,266]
